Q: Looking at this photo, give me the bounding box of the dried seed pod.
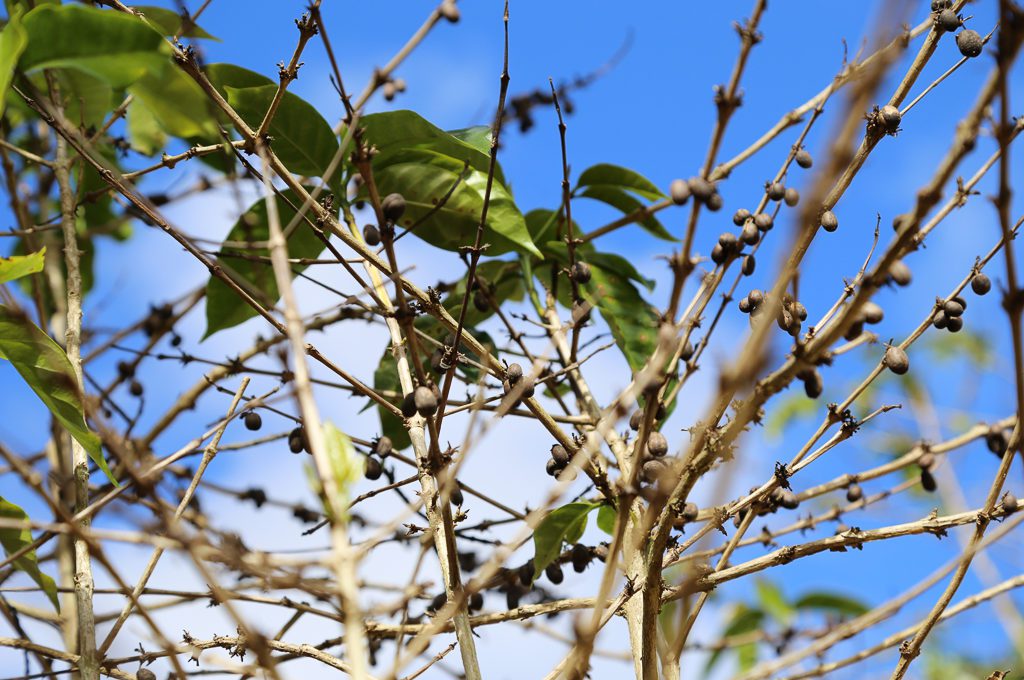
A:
[428,592,447,612]
[243,411,262,431]
[469,592,484,610]
[738,296,752,314]
[545,458,560,476]
[288,427,306,454]
[767,182,786,201]
[793,302,808,321]
[362,223,381,246]
[753,212,774,231]
[986,428,1009,456]
[137,669,157,680]
[450,486,464,507]
[117,360,134,378]
[846,483,863,503]
[956,29,984,57]
[795,149,813,168]
[571,261,592,284]
[401,392,418,418]
[778,489,800,510]
[381,193,406,221]
[888,260,913,287]
[545,562,564,584]
[710,243,726,265]
[473,290,489,312]
[878,104,902,133]
[364,456,383,480]
[740,220,760,245]
[741,254,756,276]
[971,273,992,295]
[718,232,738,250]
[884,346,910,375]
[920,469,937,493]
[130,380,144,397]
[505,588,521,610]
[647,431,669,457]
[943,299,964,317]
[641,458,667,484]
[747,289,764,307]
[681,502,699,522]
[861,301,884,325]
[670,179,691,205]
[784,187,800,207]
[820,210,839,232]
[733,208,751,226]
[844,320,864,341]
[680,340,695,361]
[571,543,591,573]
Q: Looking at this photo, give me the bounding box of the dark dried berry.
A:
[733,208,751,226]
[738,297,752,314]
[429,593,447,613]
[986,429,1009,456]
[767,182,786,201]
[469,592,484,610]
[884,346,910,375]
[518,561,535,586]
[943,299,964,317]
[243,411,262,431]
[681,502,699,522]
[641,458,667,484]
[629,409,643,431]
[748,289,764,307]
[571,543,591,573]
[793,302,808,321]
[795,149,814,168]
[878,104,902,133]
[363,224,381,246]
[718,232,738,250]
[741,255,756,276]
[364,455,383,480]
[374,436,393,457]
[844,320,864,341]
[706,192,724,212]
[137,669,157,680]
[473,290,489,312]
[861,301,884,325]
[946,315,963,333]
[401,393,418,418]
[889,260,912,287]
[754,212,774,231]
[431,348,447,373]
[932,310,948,329]
[936,8,960,32]
[506,362,523,384]
[669,179,691,205]
[130,380,144,397]
[802,369,823,399]
[450,486,464,507]
[680,340,695,361]
[381,193,406,221]
[971,273,992,295]
[920,469,937,493]
[545,458,560,476]
[551,444,570,465]
[846,483,863,503]
[740,220,760,245]
[545,562,564,584]
[931,0,952,10]
[784,187,800,207]
[1001,492,1018,515]
[117,360,134,378]
[688,177,714,202]
[647,431,669,457]
[414,385,438,417]
[288,427,306,454]
[820,210,839,232]
[710,243,726,265]
[778,490,800,510]
[956,29,983,57]
[571,262,592,284]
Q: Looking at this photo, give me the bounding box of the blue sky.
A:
[2,1,1024,678]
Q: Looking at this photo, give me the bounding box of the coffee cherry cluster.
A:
[931,295,967,333]
[546,443,577,481]
[734,485,800,527]
[288,426,309,454]
[669,176,724,212]
[503,362,535,408]
[402,383,440,418]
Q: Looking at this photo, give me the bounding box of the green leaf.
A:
[132,5,218,40]
[442,259,525,328]
[579,185,676,241]
[706,605,764,674]
[0,246,44,285]
[524,209,568,247]
[323,422,364,519]
[20,4,165,88]
[205,64,340,184]
[755,578,795,625]
[585,263,660,372]
[0,305,115,484]
[0,497,59,611]
[794,591,870,617]
[576,163,665,201]
[56,69,114,130]
[596,503,617,535]
[126,96,167,156]
[0,6,27,119]
[448,126,493,156]
[371,347,411,451]
[203,189,329,338]
[531,501,600,575]
[129,61,218,140]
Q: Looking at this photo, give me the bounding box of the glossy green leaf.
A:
[448,126,493,156]
[0,305,115,484]
[20,4,164,88]
[794,591,869,617]
[579,185,675,241]
[585,263,660,372]
[371,346,411,451]
[576,163,665,202]
[323,422,363,518]
[524,209,568,247]
[132,5,217,40]
[0,246,44,285]
[126,96,166,156]
[360,110,498,179]
[596,503,617,535]
[532,501,600,575]
[203,189,329,338]
[368,148,538,257]
[206,64,340,184]
[57,69,114,130]
[129,61,218,140]
[0,6,27,119]
[0,497,59,611]
[755,578,794,625]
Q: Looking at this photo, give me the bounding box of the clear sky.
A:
[2,1,1023,678]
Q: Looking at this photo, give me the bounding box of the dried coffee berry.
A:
[931,0,952,9]
[517,561,535,586]
[429,593,447,613]
[936,8,960,32]
[971,273,992,295]
[473,290,489,312]
[1001,491,1018,515]
[741,255,756,276]
[130,380,144,397]
[946,315,963,332]
[920,468,937,493]
[381,193,406,221]
[754,212,774,231]
[932,310,948,329]
[706,192,724,212]
[778,489,800,510]
[861,301,884,325]
[545,458,560,476]
[505,588,521,610]
[545,562,564,584]
[986,428,1009,456]
[748,289,764,307]
[629,409,643,431]
[469,592,484,610]
[551,443,570,465]
[741,220,760,245]
[956,29,983,57]
[802,369,824,399]
[820,210,839,232]
[846,483,863,503]
[680,340,695,361]
[117,360,134,378]
[137,669,157,680]
[784,187,800,207]
[431,348,447,373]
[844,320,864,341]
[450,486,464,507]
[374,436,393,457]
[571,543,591,573]
[647,431,669,457]
[738,296,752,314]
[889,260,912,287]
[878,104,902,133]
[288,427,306,454]
[364,455,383,480]
[363,224,381,246]
[688,177,714,202]
[414,385,438,417]
[669,179,691,205]
[884,346,910,375]
[641,458,667,484]
[506,362,523,385]
[681,502,699,522]
[243,411,262,431]
[571,262,592,284]
[733,208,751,226]
[767,182,786,201]
[943,299,964,317]
[710,244,726,265]
[795,149,814,168]
[401,393,418,418]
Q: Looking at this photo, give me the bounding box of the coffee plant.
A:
[0,1,1023,678]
